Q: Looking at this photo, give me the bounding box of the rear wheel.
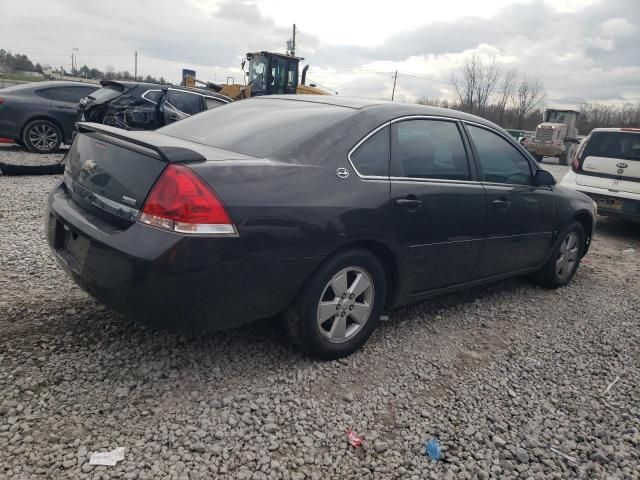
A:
[22,120,62,153]
[534,221,585,288]
[285,249,387,359]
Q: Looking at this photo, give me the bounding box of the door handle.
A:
[492,199,511,209]
[168,114,178,120]
[395,197,423,210]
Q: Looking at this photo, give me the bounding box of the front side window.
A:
[391,119,470,180]
[350,127,389,177]
[467,125,532,185]
[166,90,202,115]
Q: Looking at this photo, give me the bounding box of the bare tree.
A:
[497,66,518,125]
[475,57,501,115]
[451,53,480,114]
[451,53,501,115]
[514,75,546,129]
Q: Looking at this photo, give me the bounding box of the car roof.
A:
[255,95,501,129]
[99,79,230,101]
[1,80,99,93]
[590,127,640,133]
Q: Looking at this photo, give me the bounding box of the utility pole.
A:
[134,51,138,80]
[391,70,398,101]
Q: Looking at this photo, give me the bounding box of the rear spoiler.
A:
[76,122,206,164]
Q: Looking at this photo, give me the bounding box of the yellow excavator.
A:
[183,51,329,100]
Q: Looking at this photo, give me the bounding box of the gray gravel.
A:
[1,150,639,479]
[0,144,67,168]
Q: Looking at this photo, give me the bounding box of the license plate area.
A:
[595,195,624,210]
[55,220,90,269]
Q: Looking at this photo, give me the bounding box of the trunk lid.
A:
[576,131,640,194]
[64,123,253,225]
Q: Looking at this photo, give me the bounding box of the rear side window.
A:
[160,99,352,158]
[583,132,640,161]
[350,127,389,177]
[37,86,96,103]
[89,84,125,102]
[166,90,203,115]
[391,119,470,180]
[467,125,532,185]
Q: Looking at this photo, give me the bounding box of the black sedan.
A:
[0,81,98,152]
[46,96,596,359]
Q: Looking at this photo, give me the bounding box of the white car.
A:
[560,128,640,221]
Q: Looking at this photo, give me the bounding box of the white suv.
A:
[560,128,640,221]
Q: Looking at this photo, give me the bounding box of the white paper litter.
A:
[89,447,125,466]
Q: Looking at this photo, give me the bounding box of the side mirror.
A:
[534,169,556,186]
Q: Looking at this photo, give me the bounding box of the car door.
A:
[163,89,204,125]
[389,118,487,294]
[464,123,556,277]
[39,86,97,139]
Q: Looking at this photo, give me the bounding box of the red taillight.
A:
[138,164,236,236]
[0,97,5,105]
[571,136,588,173]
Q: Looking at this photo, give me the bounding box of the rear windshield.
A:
[159,99,353,158]
[89,84,126,102]
[584,132,640,161]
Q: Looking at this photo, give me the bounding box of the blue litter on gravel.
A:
[426,437,441,461]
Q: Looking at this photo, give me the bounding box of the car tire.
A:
[285,248,387,360]
[534,221,585,289]
[22,120,62,153]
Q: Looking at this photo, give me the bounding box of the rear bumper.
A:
[46,182,318,330]
[560,171,640,221]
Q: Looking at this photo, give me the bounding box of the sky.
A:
[2,0,639,107]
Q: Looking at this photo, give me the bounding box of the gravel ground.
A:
[1,148,639,479]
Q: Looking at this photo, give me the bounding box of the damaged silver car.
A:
[77,80,231,131]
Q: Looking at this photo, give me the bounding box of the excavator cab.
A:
[184,51,327,100]
[246,52,300,96]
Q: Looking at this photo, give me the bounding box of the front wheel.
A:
[534,222,585,288]
[22,120,62,153]
[285,249,387,359]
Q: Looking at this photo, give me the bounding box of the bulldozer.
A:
[523,109,580,165]
[183,51,328,100]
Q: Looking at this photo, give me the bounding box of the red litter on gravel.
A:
[346,429,362,448]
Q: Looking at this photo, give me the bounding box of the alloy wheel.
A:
[556,232,579,280]
[316,267,375,343]
[28,123,59,151]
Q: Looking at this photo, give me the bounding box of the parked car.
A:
[560,128,640,221]
[0,81,99,153]
[47,96,596,359]
[78,80,231,131]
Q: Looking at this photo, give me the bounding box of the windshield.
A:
[89,84,126,102]
[583,132,640,161]
[545,111,571,123]
[159,99,352,158]
[248,55,268,94]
